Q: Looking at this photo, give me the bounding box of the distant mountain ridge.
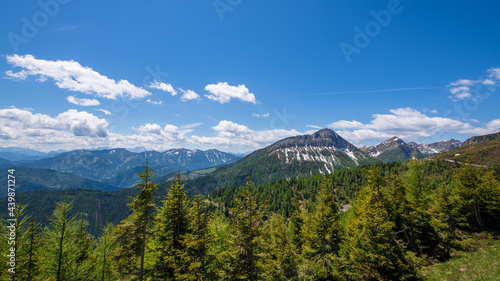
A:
[3,148,240,189]
[463,131,500,146]
[0,147,65,161]
[361,137,462,163]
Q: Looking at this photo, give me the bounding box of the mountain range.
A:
[361,137,462,163]
[2,128,499,194]
[0,148,241,191]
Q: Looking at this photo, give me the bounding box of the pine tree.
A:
[302,175,342,280]
[19,218,41,281]
[206,208,233,280]
[229,177,266,281]
[476,170,500,231]
[265,213,299,280]
[404,160,442,258]
[288,198,304,256]
[177,193,210,280]
[40,197,79,281]
[113,161,158,280]
[454,157,485,231]
[73,212,93,280]
[152,172,188,279]
[343,166,418,280]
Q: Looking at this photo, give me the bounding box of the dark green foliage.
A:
[228,178,267,280]
[3,158,500,280]
[152,172,189,279]
[112,162,158,281]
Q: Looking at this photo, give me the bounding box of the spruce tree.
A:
[206,208,233,280]
[454,157,485,231]
[113,161,158,280]
[343,166,417,280]
[265,213,299,280]
[302,175,342,280]
[177,193,210,280]
[229,177,266,281]
[404,160,442,258]
[152,172,188,279]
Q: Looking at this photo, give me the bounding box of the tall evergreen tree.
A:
[113,161,158,280]
[229,177,266,281]
[265,213,299,280]
[302,176,342,280]
[206,208,233,280]
[404,160,442,258]
[152,172,188,279]
[40,197,79,281]
[454,158,486,231]
[343,166,417,280]
[73,212,93,280]
[177,193,210,280]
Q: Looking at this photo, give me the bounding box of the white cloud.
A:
[252,113,270,118]
[204,82,257,104]
[179,88,201,102]
[488,67,500,80]
[5,54,150,100]
[146,99,163,105]
[449,86,471,100]
[422,107,438,114]
[190,120,301,148]
[96,109,112,115]
[327,107,490,143]
[306,125,323,129]
[135,123,185,142]
[67,96,100,106]
[0,107,109,140]
[149,80,177,96]
[448,67,499,101]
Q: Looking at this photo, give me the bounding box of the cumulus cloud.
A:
[190,120,301,148]
[135,123,185,142]
[448,67,499,101]
[0,107,109,140]
[327,107,500,143]
[179,88,201,102]
[0,107,193,152]
[149,80,177,96]
[67,96,100,106]
[146,99,163,105]
[204,82,257,104]
[5,54,150,100]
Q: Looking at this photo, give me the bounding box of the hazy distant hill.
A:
[12,148,240,189]
[0,166,120,195]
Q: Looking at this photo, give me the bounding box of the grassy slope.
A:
[421,239,500,280]
[432,138,500,166]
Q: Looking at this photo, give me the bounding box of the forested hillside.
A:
[1,157,499,280]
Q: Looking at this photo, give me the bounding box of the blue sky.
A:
[1,0,500,153]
